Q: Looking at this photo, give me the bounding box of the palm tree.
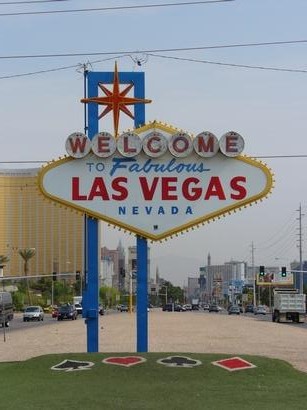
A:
[0,255,9,269]
[18,248,36,304]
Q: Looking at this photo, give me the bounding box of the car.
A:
[254,305,267,315]
[203,303,210,311]
[99,305,105,315]
[174,304,185,312]
[74,303,83,315]
[209,304,219,312]
[23,306,44,322]
[57,304,78,320]
[245,304,254,313]
[120,304,129,312]
[183,304,192,311]
[162,303,173,312]
[228,305,241,315]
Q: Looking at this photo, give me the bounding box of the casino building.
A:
[0,168,84,279]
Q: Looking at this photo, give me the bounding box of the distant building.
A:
[127,245,151,293]
[101,243,126,290]
[291,260,307,290]
[186,277,200,302]
[0,168,83,278]
[100,256,114,288]
[199,254,247,303]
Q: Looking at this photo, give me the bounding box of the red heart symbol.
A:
[103,356,146,367]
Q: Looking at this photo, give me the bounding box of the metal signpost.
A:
[83,68,148,352]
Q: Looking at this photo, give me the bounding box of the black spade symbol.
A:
[51,359,94,372]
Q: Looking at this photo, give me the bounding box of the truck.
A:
[73,296,82,315]
[272,288,306,323]
[0,292,14,327]
[191,298,200,310]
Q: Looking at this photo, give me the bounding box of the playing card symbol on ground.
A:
[51,360,95,372]
[211,357,256,372]
[102,356,146,367]
[157,356,202,368]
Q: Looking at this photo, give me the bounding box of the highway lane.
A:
[3,308,307,336]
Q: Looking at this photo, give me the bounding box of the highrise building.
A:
[127,245,150,293]
[101,241,126,290]
[0,168,84,278]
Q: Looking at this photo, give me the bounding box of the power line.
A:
[149,53,307,74]
[0,0,70,4]
[1,54,307,81]
[0,54,126,79]
[1,155,307,164]
[256,155,307,158]
[1,39,307,60]
[0,0,235,17]
[2,52,307,81]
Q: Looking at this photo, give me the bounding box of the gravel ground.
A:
[1,310,307,373]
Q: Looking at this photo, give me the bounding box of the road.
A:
[190,308,307,328]
[5,308,307,332]
[3,312,80,332]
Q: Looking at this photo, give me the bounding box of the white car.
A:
[23,306,44,322]
[74,303,83,315]
[254,305,267,315]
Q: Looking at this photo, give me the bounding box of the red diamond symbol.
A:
[102,356,146,367]
[212,357,256,372]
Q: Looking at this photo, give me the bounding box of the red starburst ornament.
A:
[81,62,151,137]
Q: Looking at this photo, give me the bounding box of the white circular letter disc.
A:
[65,132,91,158]
[193,131,219,158]
[142,131,168,158]
[92,132,116,157]
[117,132,142,157]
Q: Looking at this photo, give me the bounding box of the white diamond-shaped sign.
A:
[38,122,273,241]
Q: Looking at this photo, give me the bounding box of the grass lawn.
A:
[0,353,306,410]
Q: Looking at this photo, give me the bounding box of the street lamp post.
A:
[129,270,136,314]
[51,280,54,307]
[129,272,133,314]
[0,264,6,342]
[159,285,167,305]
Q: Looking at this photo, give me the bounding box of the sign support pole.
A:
[137,236,148,352]
[83,69,148,353]
[83,72,100,353]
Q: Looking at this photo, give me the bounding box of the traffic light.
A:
[259,265,265,276]
[281,266,287,277]
[52,271,57,282]
[76,271,81,281]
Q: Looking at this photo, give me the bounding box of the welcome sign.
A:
[39,121,273,241]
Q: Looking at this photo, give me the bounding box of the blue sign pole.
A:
[83,69,148,353]
[131,72,149,353]
[82,72,99,353]
[137,236,148,352]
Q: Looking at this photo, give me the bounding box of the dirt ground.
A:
[1,310,307,373]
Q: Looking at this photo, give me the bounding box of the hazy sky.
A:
[1,0,307,285]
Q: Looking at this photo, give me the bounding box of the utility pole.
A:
[297,204,304,293]
[251,242,256,306]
